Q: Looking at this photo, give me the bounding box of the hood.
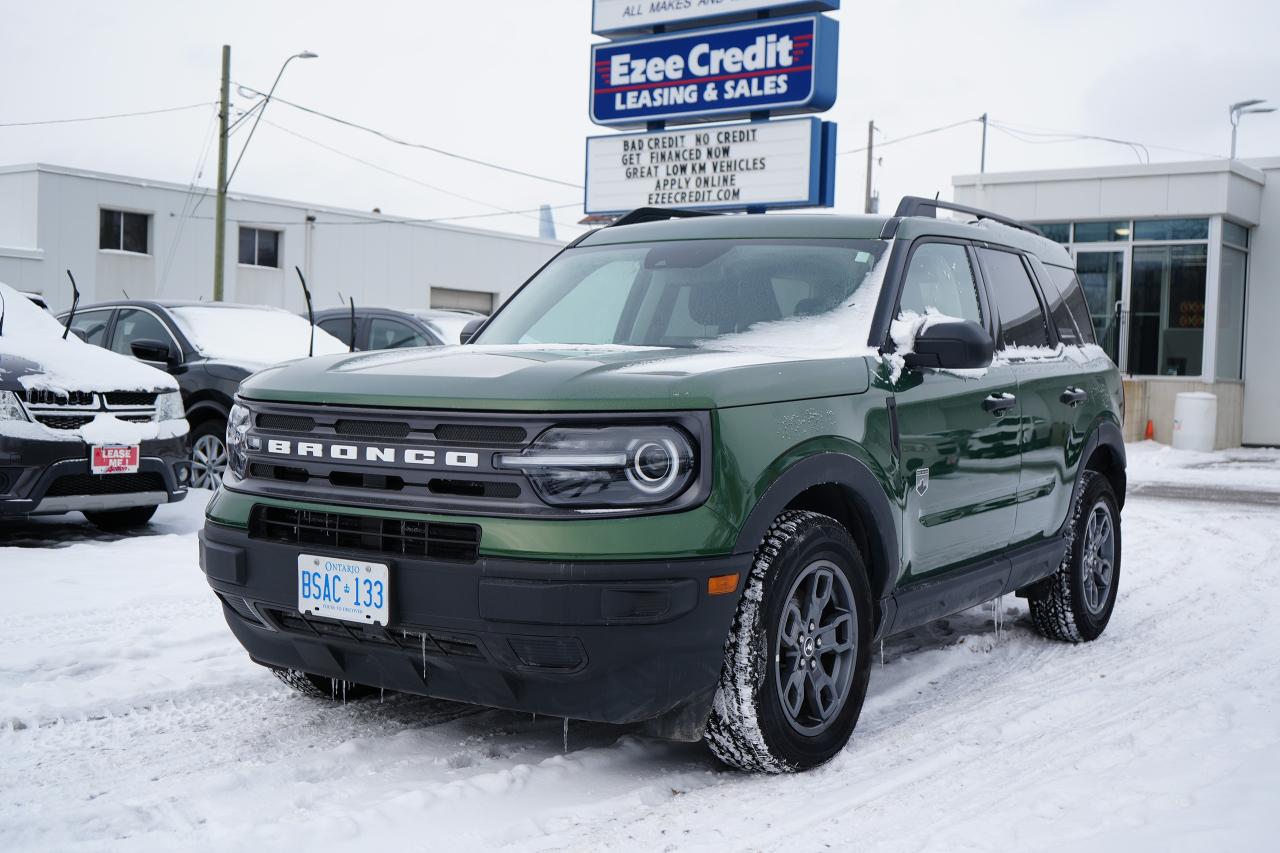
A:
[0,283,176,395]
[238,344,872,411]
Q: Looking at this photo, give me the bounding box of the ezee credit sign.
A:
[590,15,838,127]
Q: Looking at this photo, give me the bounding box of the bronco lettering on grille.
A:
[261,439,479,468]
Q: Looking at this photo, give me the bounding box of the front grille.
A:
[36,415,95,430]
[20,389,95,407]
[103,391,158,407]
[46,472,166,496]
[428,479,520,499]
[249,505,480,562]
[433,424,527,445]
[335,419,412,438]
[257,413,315,432]
[262,606,484,658]
[249,463,309,482]
[119,415,154,424]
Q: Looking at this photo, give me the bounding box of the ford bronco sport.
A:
[199,198,1126,772]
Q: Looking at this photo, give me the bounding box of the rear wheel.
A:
[188,419,228,489]
[271,667,378,701]
[1027,471,1122,643]
[83,504,158,531]
[705,510,873,773]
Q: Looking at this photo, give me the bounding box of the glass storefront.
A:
[1030,216,1247,379]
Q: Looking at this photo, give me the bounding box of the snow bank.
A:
[169,305,347,368]
[0,282,178,395]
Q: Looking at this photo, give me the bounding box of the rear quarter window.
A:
[1043,264,1097,345]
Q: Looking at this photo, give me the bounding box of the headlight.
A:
[497,425,696,508]
[226,403,251,479]
[154,391,185,422]
[0,391,29,422]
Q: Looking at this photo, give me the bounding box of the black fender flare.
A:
[1071,419,1127,515]
[185,398,230,426]
[732,452,899,602]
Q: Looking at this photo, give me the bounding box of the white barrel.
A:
[1172,392,1217,451]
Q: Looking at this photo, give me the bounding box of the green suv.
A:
[199,198,1125,773]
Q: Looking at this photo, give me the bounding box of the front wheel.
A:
[705,510,873,773]
[271,667,377,701]
[1027,471,1122,643]
[188,419,229,489]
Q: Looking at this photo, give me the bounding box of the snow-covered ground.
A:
[4,445,1280,852]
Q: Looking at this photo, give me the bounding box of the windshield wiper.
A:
[62,270,80,340]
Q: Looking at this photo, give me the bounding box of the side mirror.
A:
[459,318,485,345]
[131,338,178,366]
[903,320,993,370]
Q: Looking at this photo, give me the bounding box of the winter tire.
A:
[1027,470,1122,643]
[188,418,229,490]
[705,510,873,773]
[83,504,158,531]
[271,667,377,701]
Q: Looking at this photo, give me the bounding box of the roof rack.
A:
[894,196,1043,237]
[608,207,721,228]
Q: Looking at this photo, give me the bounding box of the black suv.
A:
[313,306,483,351]
[61,300,344,488]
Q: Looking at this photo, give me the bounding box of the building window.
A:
[1072,220,1131,243]
[429,287,495,314]
[1223,220,1249,249]
[238,227,281,268]
[1132,218,1209,241]
[1036,223,1071,244]
[99,209,149,254]
[1217,246,1247,380]
[1129,245,1206,377]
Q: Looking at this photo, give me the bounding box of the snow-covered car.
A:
[312,306,484,350]
[58,300,346,488]
[0,282,190,530]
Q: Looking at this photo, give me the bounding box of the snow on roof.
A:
[168,304,348,368]
[0,281,178,394]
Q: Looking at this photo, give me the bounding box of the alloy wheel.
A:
[190,434,228,489]
[773,559,858,736]
[1081,501,1116,615]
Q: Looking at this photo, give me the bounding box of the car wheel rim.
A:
[190,434,228,489]
[1080,501,1115,616]
[773,558,858,736]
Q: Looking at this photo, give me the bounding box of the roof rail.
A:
[894,196,1043,237]
[609,207,721,228]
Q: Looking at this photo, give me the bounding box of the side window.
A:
[318,317,359,350]
[978,248,1051,349]
[68,309,112,346]
[897,242,982,323]
[1032,263,1082,345]
[1045,265,1097,345]
[111,308,174,356]
[368,318,428,350]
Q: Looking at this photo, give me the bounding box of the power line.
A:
[838,118,981,155]
[0,102,213,128]
[259,117,583,229]
[988,121,1149,164]
[989,118,1221,161]
[234,83,582,189]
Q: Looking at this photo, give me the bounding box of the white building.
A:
[0,163,562,316]
[955,158,1280,448]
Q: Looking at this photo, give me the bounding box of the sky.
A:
[2,0,1278,241]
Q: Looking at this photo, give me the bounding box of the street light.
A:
[212,48,318,301]
[1229,98,1275,160]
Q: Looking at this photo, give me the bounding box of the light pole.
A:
[212,48,318,301]
[1229,99,1275,160]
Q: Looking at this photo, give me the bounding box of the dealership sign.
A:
[590,14,838,127]
[592,0,840,36]
[584,117,835,214]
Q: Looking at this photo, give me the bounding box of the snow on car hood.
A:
[0,281,185,443]
[168,304,347,370]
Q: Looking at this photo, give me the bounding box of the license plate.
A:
[91,445,140,474]
[297,554,390,626]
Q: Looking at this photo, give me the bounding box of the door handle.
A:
[982,393,1017,416]
[1060,387,1088,407]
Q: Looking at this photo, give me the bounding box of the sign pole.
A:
[980,112,988,173]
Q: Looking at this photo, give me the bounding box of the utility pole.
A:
[980,112,989,173]
[864,120,875,214]
[212,45,230,302]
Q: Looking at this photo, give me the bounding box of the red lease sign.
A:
[91,445,140,475]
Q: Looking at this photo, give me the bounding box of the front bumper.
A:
[199,520,745,725]
[0,434,189,517]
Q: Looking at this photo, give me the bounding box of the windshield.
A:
[476,238,888,348]
[170,305,347,365]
